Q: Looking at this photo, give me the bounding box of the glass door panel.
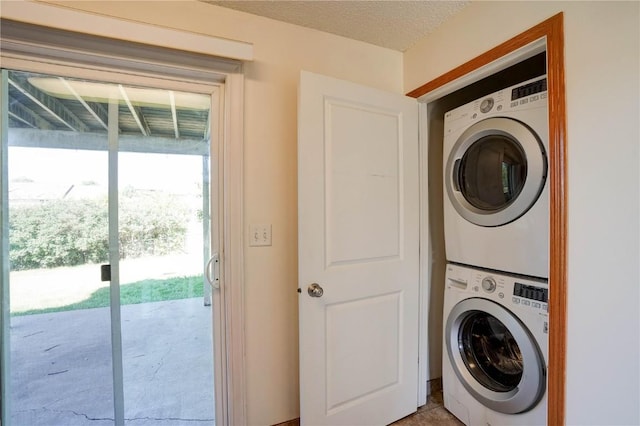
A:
[6,70,114,425]
[3,71,215,425]
[119,152,214,423]
[114,85,214,424]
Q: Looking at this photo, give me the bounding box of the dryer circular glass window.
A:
[445,298,546,414]
[445,117,547,227]
[459,135,527,211]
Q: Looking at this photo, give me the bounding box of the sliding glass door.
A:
[9,140,114,424]
[1,69,215,425]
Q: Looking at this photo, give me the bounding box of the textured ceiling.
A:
[202,1,470,52]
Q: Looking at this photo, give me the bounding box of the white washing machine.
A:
[442,263,548,426]
[443,76,549,278]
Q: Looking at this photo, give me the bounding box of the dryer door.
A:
[445,297,546,414]
[445,117,547,227]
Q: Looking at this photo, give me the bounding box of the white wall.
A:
[34,1,403,424]
[11,1,639,424]
[405,2,640,425]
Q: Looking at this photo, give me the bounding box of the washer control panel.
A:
[512,282,548,312]
[514,282,548,303]
[446,263,548,313]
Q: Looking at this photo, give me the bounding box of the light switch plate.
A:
[249,224,272,246]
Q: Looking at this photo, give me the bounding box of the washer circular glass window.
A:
[459,312,523,393]
[445,117,547,227]
[445,298,546,414]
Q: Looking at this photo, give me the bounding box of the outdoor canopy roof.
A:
[7,70,212,156]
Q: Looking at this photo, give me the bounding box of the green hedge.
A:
[9,191,190,271]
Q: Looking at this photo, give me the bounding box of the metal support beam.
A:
[8,100,54,130]
[8,77,89,132]
[8,110,35,128]
[169,90,179,139]
[89,101,110,129]
[107,98,125,426]
[8,128,208,156]
[118,85,149,136]
[59,77,108,130]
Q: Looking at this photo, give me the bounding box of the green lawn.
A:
[13,275,204,316]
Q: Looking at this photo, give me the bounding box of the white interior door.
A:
[298,71,420,425]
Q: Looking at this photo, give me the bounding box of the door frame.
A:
[0,7,251,425]
[408,13,566,425]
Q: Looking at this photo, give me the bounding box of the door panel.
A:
[326,292,402,413]
[326,100,401,265]
[7,147,114,424]
[118,149,214,424]
[298,71,419,425]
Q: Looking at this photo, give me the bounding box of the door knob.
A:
[307,283,324,298]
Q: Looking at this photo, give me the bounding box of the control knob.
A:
[480,98,494,113]
[481,277,496,293]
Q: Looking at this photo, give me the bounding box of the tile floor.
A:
[391,390,464,426]
[275,389,464,426]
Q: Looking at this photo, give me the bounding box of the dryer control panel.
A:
[511,78,548,101]
[444,75,548,136]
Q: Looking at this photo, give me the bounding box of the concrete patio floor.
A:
[9,298,215,426]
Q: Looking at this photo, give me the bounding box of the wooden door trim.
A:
[407,13,567,425]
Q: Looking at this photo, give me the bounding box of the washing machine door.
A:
[445,117,547,227]
[445,297,546,414]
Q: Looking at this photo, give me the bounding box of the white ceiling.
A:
[202,1,470,52]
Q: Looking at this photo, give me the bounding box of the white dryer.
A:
[442,263,548,426]
[443,76,549,278]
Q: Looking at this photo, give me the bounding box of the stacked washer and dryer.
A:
[441,76,550,425]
